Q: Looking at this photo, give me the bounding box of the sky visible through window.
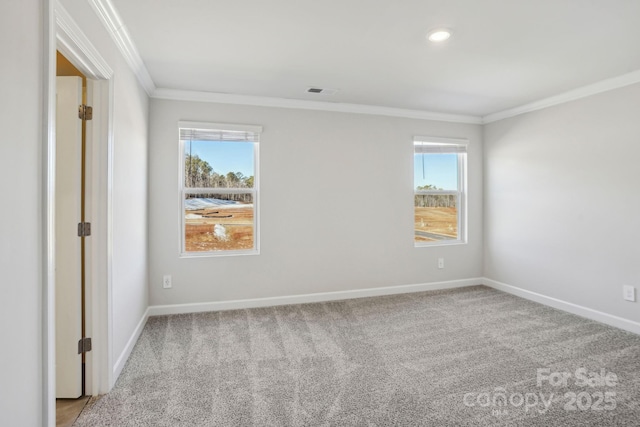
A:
[185,140,254,177]
[414,153,458,190]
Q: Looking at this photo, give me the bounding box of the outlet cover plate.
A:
[163,275,172,289]
[623,285,635,302]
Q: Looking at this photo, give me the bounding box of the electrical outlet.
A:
[623,285,635,302]
[438,258,445,269]
[163,275,172,289]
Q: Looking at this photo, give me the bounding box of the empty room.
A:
[2,0,640,426]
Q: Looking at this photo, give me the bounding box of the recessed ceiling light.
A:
[427,28,452,42]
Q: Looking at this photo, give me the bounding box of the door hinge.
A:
[78,104,93,121]
[78,222,91,237]
[78,337,92,354]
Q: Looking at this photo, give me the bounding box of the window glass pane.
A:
[414,195,458,242]
[184,140,254,188]
[185,193,254,252]
[414,153,458,191]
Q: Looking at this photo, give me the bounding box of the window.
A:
[179,122,261,256]
[414,137,467,246]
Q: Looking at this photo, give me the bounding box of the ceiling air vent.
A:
[307,87,339,95]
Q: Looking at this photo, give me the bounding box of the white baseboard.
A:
[114,278,640,386]
[112,307,149,383]
[147,278,484,316]
[483,278,640,335]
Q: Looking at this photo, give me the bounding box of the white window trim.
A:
[414,136,469,146]
[414,137,468,247]
[178,121,261,257]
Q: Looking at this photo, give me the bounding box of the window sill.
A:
[415,240,467,248]
[179,249,260,258]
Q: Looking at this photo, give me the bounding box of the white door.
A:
[55,76,83,398]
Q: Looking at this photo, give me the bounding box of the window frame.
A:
[178,121,261,257]
[413,136,468,247]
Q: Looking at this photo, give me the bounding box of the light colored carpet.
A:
[74,285,640,426]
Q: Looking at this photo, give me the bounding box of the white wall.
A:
[59,0,150,373]
[0,1,44,425]
[484,82,640,323]
[149,100,483,305]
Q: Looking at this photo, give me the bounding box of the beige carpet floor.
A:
[74,285,640,426]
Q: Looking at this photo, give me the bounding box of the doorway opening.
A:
[55,50,91,425]
[47,5,115,425]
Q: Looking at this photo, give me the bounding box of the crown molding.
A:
[483,69,640,124]
[83,0,479,123]
[81,0,640,125]
[87,0,156,95]
[55,1,113,79]
[152,88,483,124]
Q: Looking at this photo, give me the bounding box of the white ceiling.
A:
[110,0,640,119]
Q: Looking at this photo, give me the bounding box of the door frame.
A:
[44,1,114,425]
